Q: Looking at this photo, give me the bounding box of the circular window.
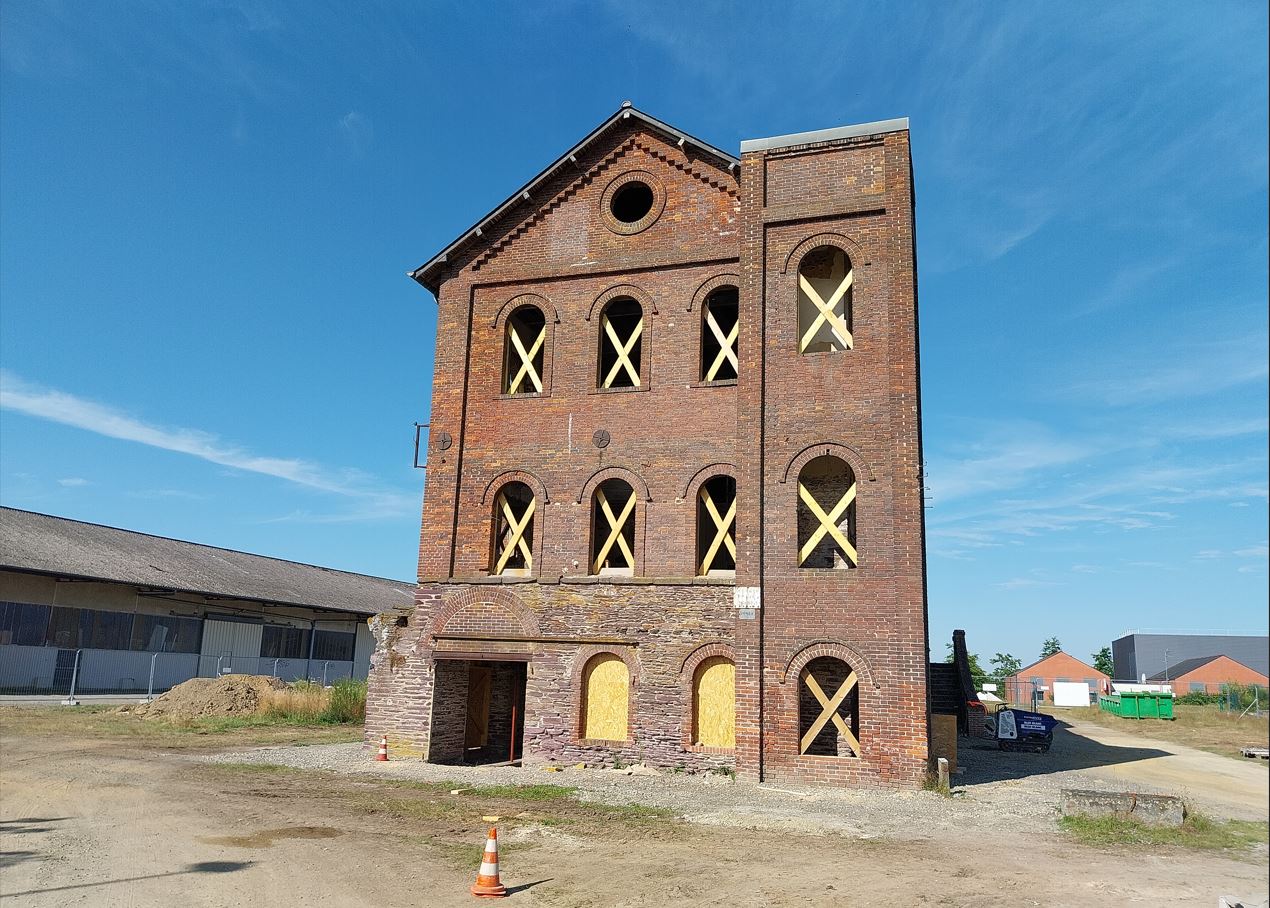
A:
[601,171,665,235]
[610,181,654,224]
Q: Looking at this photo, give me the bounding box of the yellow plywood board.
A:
[583,654,628,741]
[694,657,735,748]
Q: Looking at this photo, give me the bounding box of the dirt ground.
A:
[1,710,1267,907]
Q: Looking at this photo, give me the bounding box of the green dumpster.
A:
[1099,695,1120,715]
[1100,691,1175,720]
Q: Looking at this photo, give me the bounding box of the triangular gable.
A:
[1010,650,1105,679]
[409,104,739,294]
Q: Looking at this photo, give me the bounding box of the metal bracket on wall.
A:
[413,423,430,469]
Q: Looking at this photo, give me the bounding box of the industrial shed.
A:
[0,507,414,695]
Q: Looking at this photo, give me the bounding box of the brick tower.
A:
[365,105,929,787]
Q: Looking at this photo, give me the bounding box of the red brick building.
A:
[366,105,929,787]
[1148,655,1268,694]
[1005,651,1109,704]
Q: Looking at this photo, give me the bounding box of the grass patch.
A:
[921,772,952,797]
[1060,812,1269,852]
[592,802,675,821]
[258,679,368,725]
[208,761,303,774]
[461,783,578,802]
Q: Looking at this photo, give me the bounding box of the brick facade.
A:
[367,107,930,787]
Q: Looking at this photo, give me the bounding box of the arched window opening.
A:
[700,287,739,382]
[797,246,853,354]
[696,475,736,576]
[597,298,643,389]
[797,455,857,569]
[590,479,636,575]
[582,653,629,741]
[490,481,535,576]
[798,656,859,757]
[502,305,547,394]
[692,656,736,748]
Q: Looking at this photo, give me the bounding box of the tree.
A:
[990,652,1022,683]
[1091,646,1114,677]
[1041,637,1062,659]
[944,643,989,689]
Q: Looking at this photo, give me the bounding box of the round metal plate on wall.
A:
[592,429,611,449]
[435,431,453,451]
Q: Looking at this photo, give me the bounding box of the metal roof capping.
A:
[0,507,416,616]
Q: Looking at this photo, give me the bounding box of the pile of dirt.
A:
[122,675,286,721]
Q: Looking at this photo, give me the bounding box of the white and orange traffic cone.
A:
[470,827,507,899]
[375,735,389,762]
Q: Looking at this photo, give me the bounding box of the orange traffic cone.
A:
[375,735,389,762]
[470,827,507,898]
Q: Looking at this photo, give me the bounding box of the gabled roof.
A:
[0,507,415,616]
[1009,650,1107,679]
[1147,654,1263,682]
[408,103,740,295]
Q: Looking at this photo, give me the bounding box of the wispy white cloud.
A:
[338,111,373,156]
[56,477,89,487]
[0,370,415,516]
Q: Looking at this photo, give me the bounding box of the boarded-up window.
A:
[693,656,735,748]
[582,653,629,741]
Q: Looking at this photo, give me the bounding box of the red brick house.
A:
[1148,655,1268,694]
[1006,652,1109,704]
[365,105,929,788]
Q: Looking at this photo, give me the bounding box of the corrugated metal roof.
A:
[408,103,740,294]
[0,507,415,616]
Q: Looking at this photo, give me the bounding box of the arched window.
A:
[696,475,736,576]
[797,455,857,569]
[502,304,547,394]
[797,246,853,354]
[798,656,859,757]
[692,656,735,748]
[597,297,643,389]
[490,481,535,576]
[700,287,738,382]
[581,653,629,741]
[590,478,636,575]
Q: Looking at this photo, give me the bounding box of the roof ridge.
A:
[0,506,413,587]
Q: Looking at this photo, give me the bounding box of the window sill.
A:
[684,743,736,755]
[495,390,552,401]
[688,378,738,389]
[588,384,650,395]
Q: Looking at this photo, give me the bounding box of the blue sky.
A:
[2,2,1266,668]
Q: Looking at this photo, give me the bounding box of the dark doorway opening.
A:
[463,661,527,765]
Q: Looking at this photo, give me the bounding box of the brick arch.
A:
[576,465,652,503]
[571,644,639,742]
[780,441,877,484]
[679,462,738,501]
[432,587,540,638]
[780,640,878,690]
[479,469,551,505]
[489,292,560,329]
[686,273,740,312]
[679,641,736,676]
[780,232,868,275]
[585,283,658,322]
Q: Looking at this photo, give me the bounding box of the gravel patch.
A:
[199,724,1184,841]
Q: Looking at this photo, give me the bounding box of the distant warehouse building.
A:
[1146,655,1268,695]
[1113,632,1269,683]
[0,508,414,695]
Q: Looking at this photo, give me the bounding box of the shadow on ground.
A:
[957,720,1170,784]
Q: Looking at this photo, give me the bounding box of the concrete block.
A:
[1060,788,1186,826]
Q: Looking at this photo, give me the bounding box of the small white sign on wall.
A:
[733,586,761,610]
